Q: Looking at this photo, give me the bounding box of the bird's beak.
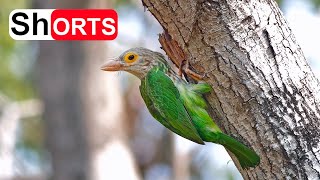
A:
[100,60,123,71]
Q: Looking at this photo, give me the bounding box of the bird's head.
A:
[101,47,168,79]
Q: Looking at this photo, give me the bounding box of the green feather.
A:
[103,47,260,168]
[140,67,204,144]
[189,82,212,94]
[215,133,260,169]
[141,66,260,168]
[176,77,260,168]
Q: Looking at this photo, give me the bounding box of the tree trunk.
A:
[141,0,320,179]
[34,4,92,180]
[36,40,90,180]
[35,1,139,179]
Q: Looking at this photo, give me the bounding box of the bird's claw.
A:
[185,68,206,81]
[178,60,186,78]
[179,59,206,81]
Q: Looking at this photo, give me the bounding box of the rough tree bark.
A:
[141,0,320,179]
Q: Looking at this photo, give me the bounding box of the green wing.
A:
[139,68,204,144]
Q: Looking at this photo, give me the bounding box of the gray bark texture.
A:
[141,0,320,179]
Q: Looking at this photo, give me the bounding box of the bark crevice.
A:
[142,0,320,179]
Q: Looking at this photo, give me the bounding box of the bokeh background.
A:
[0,0,319,179]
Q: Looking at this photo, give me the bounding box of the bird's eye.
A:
[128,55,134,60]
[124,52,138,63]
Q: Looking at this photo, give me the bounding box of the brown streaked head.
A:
[101,47,167,79]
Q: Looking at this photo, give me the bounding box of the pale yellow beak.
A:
[100,60,123,71]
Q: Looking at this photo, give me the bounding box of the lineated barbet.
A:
[101,47,260,168]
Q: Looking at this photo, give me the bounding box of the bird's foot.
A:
[178,59,186,78]
[179,60,206,81]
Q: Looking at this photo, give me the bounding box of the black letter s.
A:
[11,12,29,35]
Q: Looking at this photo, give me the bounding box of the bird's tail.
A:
[215,133,260,169]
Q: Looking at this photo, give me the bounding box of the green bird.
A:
[101,47,260,168]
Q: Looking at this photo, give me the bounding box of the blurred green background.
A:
[0,0,319,179]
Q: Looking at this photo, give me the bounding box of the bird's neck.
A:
[156,62,185,84]
[135,59,183,82]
